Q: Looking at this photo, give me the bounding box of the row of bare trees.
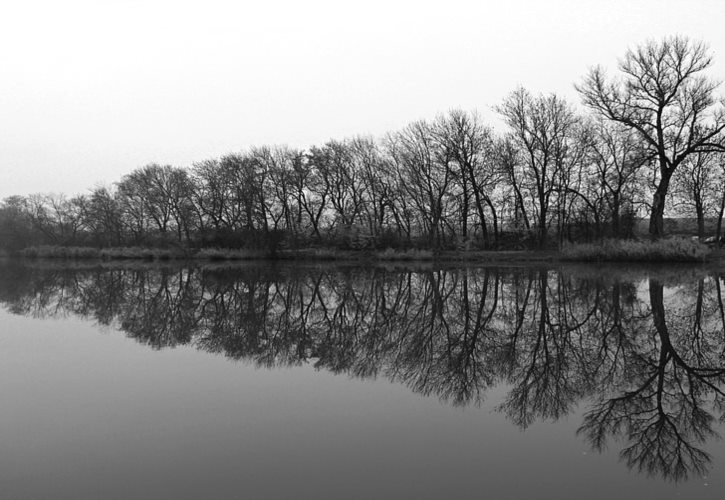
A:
[2,36,725,251]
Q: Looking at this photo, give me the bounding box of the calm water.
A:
[1,261,724,499]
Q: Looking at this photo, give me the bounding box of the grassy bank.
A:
[17,245,559,262]
[20,245,189,260]
[14,240,715,263]
[18,245,434,261]
[561,238,711,262]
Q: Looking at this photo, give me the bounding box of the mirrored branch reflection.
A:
[2,263,725,482]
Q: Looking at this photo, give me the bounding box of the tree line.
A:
[1,262,724,481]
[3,36,725,252]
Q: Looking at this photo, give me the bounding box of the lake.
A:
[0,261,723,499]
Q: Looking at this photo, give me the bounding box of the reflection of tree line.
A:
[1,264,725,481]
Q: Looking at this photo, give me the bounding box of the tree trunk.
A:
[612,192,620,238]
[649,170,672,240]
[538,203,548,248]
[461,180,469,240]
[511,180,530,230]
[484,196,498,246]
[696,201,705,239]
[716,191,725,249]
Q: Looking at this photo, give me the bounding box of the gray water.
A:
[0,261,723,499]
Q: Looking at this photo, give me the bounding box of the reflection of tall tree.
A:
[499,270,599,427]
[714,274,725,348]
[197,270,276,360]
[579,279,725,481]
[588,281,638,386]
[446,269,499,405]
[389,269,500,406]
[120,269,204,348]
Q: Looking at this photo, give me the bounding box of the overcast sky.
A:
[2,0,724,199]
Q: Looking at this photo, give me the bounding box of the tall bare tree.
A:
[577,36,725,238]
[387,120,454,247]
[497,88,578,247]
[434,109,499,245]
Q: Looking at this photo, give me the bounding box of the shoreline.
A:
[6,244,725,264]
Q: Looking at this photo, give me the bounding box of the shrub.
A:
[195,248,268,260]
[375,248,435,261]
[19,245,192,260]
[21,246,100,259]
[561,238,711,262]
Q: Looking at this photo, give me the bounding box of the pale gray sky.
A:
[2,0,724,199]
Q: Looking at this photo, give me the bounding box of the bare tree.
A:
[190,158,230,232]
[0,196,36,251]
[577,36,725,238]
[348,136,392,244]
[672,151,721,238]
[496,135,531,233]
[387,121,454,247]
[434,109,499,246]
[497,88,578,247]
[310,140,367,232]
[299,148,330,240]
[82,187,123,246]
[588,119,650,237]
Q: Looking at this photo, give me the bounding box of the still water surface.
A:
[1,261,724,499]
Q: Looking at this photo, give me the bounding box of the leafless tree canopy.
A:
[577,36,725,237]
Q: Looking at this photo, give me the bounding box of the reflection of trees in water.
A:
[579,278,725,481]
[1,263,725,481]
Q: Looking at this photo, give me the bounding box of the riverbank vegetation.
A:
[3,36,725,259]
[561,238,711,262]
[14,245,506,262]
[16,240,714,263]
